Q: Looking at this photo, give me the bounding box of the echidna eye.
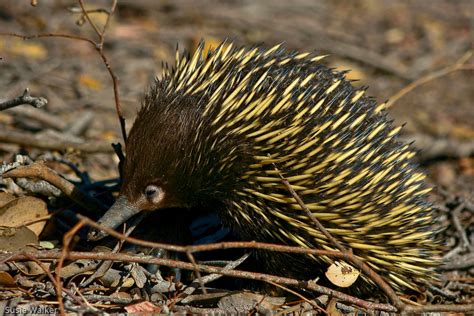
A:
[144,184,163,204]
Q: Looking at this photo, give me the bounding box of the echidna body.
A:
[91,42,440,292]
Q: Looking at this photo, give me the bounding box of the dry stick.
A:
[265,280,325,314]
[80,213,146,287]
[451,203,473,252]
[68,216,474,312]
[71,216,394,311]
[77,214,343,257]
[0,129,115,153]
[21,253,65,316]
[0,28,126,142]
[56,221,84,316]
[77,0,117,48]
[276,170,404,311]
[77,0,125,142]
[0,88,47,111]
[77,0,103,42]
[4,250,397,313]
[386,51,473,109]
[178,253,251,304]
[1,162,105,212]
[10,250,474,313]
[7,106,67,130]
[16,213,52,228]
[185,250,207,295]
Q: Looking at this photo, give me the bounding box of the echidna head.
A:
[88,82,246,241]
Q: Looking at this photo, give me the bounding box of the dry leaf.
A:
[331,59,366,81]
[0,226,38,251]
[0,193,48,235]
[23,260,50,276]
[326,298,343,316]
[79,74,103,90]
[0,271,16,287]
[325,261,359,288]
[218,293,285,313]
[125,301,161,313]
[0,38,48,60]
[191,36,228,58]
[39,241,55,249]
[111,291,132,300]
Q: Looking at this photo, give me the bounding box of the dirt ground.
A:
[0,0,472,314]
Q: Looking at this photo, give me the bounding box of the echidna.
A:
[89,42,441,293]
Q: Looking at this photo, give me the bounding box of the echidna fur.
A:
[96,41,441,293]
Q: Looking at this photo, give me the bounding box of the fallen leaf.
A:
[0,193,49,236]
[0,38,48,60]
[331,59,366,81]
[326,298,343,316]
[0,226,38,252]
[190,36,229,58]
[39,241,55,249]
[325,261,359,288]
[0,271,16,287]
[218,293,285,313]
[23,260,50,276]
[125,301,161,313]
[79,74,103,91]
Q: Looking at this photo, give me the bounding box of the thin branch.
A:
[386,51,473,108]
[56,220,84,316]
[186,250,207,295]
[22,253,66,315]
[265,280,325,313]
[80,213,145,287]
[0,88,47,111]
[1,161,105,212]
[0,26,127,142]
[276,168,404,310]
[0,32,95,45]
[77,214,343,258]
[178,253,250,304]
[77,0,103,42]
[100,0,118,46]
[2,250,398,313]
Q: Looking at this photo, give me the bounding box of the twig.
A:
[265,280,325,314]
[80,213,145,287]
[78,214,343,257]
[21,253,65,316]
[386,51,473,108]
[56,220,84,316]
[77,0,103,42]
[76,0,125,141]
[2,250,398,313]
[77,0,117,49]
[452,203,472,252]
[441,253,474,270]
[1,161,105,212]
[179,253,250,304]
[0,88,47,111]
[6,106,66,130]
[0,13,127,142]
[7,250,474,313]
[276,168,404,310]
[185,250,207,295]
[63,215,474,313]
[0,32,95,45]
